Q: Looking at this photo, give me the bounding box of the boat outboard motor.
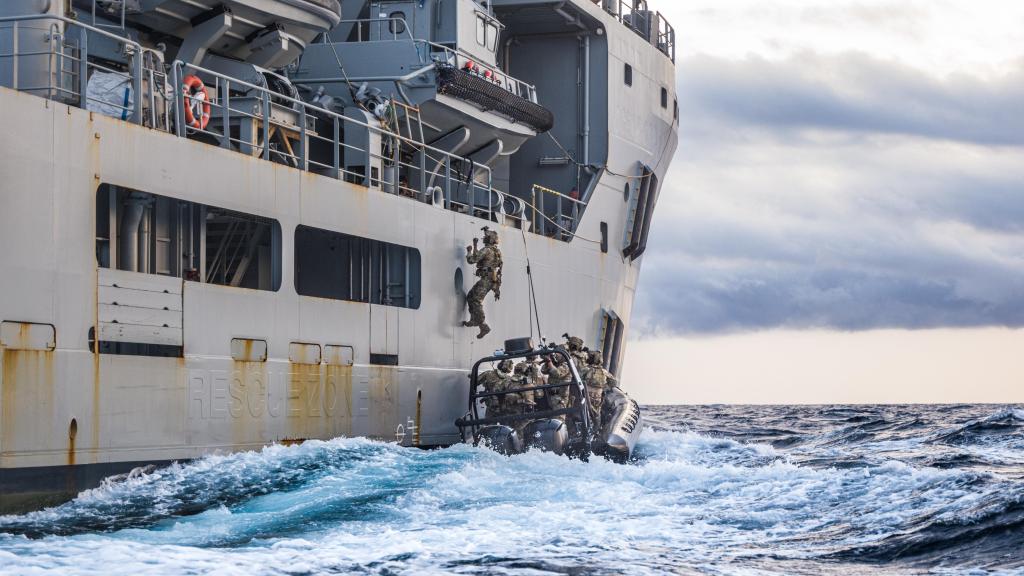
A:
[522,419,569,455]
[601,388,643,463]
[477,425,523,455]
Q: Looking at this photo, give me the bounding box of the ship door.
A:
[372,2,417,40]
[368,304,400,439]
[369,304,399,363]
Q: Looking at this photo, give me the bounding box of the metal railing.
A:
[317,18,539,103]
[419,39,538,103]
[171,59,501,220]
[0,14,589,242]
[530,184,586,240]
[334,17,417,43]
[0,14,146,123]
[591,0,675,62]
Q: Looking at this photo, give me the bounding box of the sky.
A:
[624,0,1024,404]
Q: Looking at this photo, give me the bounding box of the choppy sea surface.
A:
[1,405,1023,575]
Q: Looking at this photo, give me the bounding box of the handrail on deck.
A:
[315,17,538,103]
[0,14,145,122]
[329,17,417,43]
[529,184,585,240]
[590,0,675,62]
[171,59,502,219]
[0,12,588,243]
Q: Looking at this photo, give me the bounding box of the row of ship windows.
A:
[95,185,421,309]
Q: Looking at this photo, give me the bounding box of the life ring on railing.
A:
[181,74,211,130]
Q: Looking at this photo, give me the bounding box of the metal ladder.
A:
[390,100,427,198]
[392,100,425,147]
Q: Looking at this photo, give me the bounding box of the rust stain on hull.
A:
[369,366,398,439]
[67,418,78,467]
[287,359,355,441]
[2,350,56,464]
[286,362,321,440]
[93,266,101,462]
[230,360,268,446]
[326,364,353,438]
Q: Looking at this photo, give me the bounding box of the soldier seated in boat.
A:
[509,360,540,409]
[563,334,589,368]
[541,353,573,420]
[477,360,514,418]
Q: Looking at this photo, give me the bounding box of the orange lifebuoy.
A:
[181,74,211,130]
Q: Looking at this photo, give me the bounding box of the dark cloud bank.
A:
[634,53,1024,336]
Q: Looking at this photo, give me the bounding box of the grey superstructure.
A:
[0,0,677,511]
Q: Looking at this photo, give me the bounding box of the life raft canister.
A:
[181,74,211,130]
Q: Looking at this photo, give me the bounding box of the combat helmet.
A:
[563,334,584,351]
[497,359,514,372]
[481,226,499,245]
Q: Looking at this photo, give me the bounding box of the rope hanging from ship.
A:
[519,224,544,343]
[544,111,679,182]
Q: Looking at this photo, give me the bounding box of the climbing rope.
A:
[544,113,678,182]
[519,224,544,343]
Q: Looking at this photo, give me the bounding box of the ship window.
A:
[624,63,632,86]
[95,184,282,292]
[674,98,678,119]
[370,353,399,366]
[486,22,499,52]
[389,12,406,36]
[294,225,421,309]
[476,15,486,47]
[661,87,668,108]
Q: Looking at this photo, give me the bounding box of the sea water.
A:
[1,405,1022,575]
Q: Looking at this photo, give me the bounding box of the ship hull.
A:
[0,82,676,511]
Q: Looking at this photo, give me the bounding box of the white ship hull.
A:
[0,0,677,511]
[0,91,675,510]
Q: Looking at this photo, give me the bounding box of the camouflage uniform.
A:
[542,354,573,418]
[583,350,609,434]
[511,362,539,411]
[463,227,502,339]
[564,335,589,370]
[477,360,513,417]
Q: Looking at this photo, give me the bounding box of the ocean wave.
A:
[930,409,1024,447]
[1,406,1022,574]
[829,492,1024,570]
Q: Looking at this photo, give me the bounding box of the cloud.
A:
[632,53,1024,336]
[680,53,1024,147]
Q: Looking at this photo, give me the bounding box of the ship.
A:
[0,0,677,512]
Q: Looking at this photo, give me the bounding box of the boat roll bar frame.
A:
[455,345,592,457]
